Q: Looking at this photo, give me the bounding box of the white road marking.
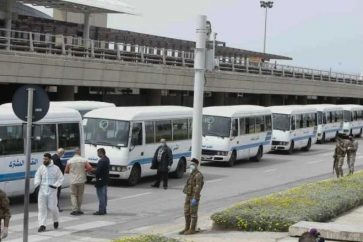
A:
[110,192,152,201]
[10,216,79,232]
[307,160,323,165]
[263,169,277,173]
[205,178,223,184]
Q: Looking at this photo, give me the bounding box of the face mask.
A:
[189,164,196,173]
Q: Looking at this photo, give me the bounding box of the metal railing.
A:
[0,28,361,85]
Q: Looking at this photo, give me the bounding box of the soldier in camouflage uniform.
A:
[347,135,359,175]
[179,158,204,235]
[0,189,11,240]
[333,134,349,178]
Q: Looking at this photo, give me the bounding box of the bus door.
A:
[129,122,147,174]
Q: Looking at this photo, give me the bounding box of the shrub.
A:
[211,171,363,232]
[113,234,182,242]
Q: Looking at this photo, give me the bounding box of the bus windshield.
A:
[344,111,352,122]
[272,113,290,131]
[202,115,230,138]
[84,118,130,147]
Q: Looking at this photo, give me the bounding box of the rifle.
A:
[333,147,338,174]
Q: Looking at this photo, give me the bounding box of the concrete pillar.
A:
[260,94,271,107]
[57,86,75,101]
[5,0,13,50]
[141,89,162,105]
[83,12,91,48]
[212,92,225,106]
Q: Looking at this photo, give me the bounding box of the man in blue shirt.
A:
[93,148,110,215]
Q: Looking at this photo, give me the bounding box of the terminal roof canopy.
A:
[18,0,135,14]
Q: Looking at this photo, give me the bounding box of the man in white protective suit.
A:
[34,153,64,232]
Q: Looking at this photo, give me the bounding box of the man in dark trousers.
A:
[51,148,65,212]
[93,148,110,215]
[151,138,173,189]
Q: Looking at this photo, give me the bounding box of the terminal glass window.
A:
[58,123,80,150]
[0,125,24,156]
[32,124,56,152]
[272,114,290,131]
[202,115,230,138]
[155,120,172,142]
[145,121,155,144]
[84,118,130,147]
[173,119,188,141]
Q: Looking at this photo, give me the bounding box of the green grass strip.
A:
[211,171,363,232]
[113,234,181,242]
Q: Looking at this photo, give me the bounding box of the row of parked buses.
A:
[1,102,363,198]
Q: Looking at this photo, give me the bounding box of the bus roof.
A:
[306,104,343,112]
[50,101,116,111]
[203,105,271,118]
[269,105,317,115]
[84,106,193,121]
[338,104,363,111]
[0,105,81,125]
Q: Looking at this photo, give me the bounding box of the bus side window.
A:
[291,116,296,130]
[239,118,246,135]
[231,119,238,137]
[323,112,327,124]
[131,123,143,146]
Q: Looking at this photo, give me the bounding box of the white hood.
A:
[202,136,230,151]
[272,130,290,142]
[85,144,129,166]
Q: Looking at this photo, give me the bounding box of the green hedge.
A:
[113,234,181,242]
[211,171,363,232]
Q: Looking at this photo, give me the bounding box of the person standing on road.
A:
[93,148,110,215]
[0,189,11,240]
[52,148,65,212]
[180,158,204,235]
[150,138,173,189]
[333,134,349,178]
[34,153,64,232]
[65,148,93,216]
[347,135,358,175]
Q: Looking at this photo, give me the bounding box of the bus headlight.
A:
[111,166,116,171]
[112,166,128,172]
[216,151,228,156]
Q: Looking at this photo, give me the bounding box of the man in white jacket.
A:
[34,153,64,232]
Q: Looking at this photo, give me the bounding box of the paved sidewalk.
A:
[129,206,363,242]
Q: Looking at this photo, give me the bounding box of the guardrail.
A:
[0,28,361,85]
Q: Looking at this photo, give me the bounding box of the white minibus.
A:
[339,104,363,137]
[201,105,272,167]
[0,105,84,200]
[51,101,116,117]
[270,105,317,153]
[83,106,193,185]
[307,104,343,143]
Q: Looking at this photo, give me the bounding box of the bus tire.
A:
[127,164,141,186]
[302,138,312,151]
[320,133,326,144]
[251,146,263,162]
[227,151,236,167]
[172,158,186,178]
[30,186,39,203]
[356,129,362,138]
[287,141,294,154]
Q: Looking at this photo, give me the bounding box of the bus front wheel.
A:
[172,158,186,178]
[320,133,325,144]
[128,165,141,186]
[287,141,294,154]
[227,151,236,167]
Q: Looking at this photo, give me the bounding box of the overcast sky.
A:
[34,0,363,74]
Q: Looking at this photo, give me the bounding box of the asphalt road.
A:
[6,139,363,242]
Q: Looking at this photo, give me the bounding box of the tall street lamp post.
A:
[260,1,274,53]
